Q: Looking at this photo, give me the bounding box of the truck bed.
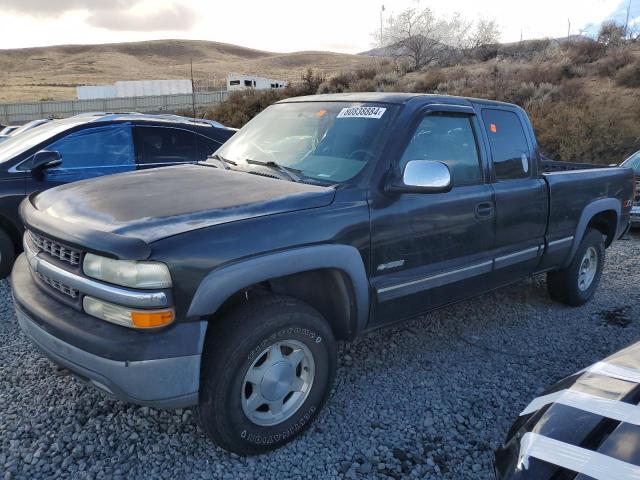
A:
[541,158,610,172]
[544,166,633,243]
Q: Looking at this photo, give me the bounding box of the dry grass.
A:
[0,39,375,102]
[204,42,640,165]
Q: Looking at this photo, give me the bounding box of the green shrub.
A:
[202,89,289,128]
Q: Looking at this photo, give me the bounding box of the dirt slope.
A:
[0,39,375,102]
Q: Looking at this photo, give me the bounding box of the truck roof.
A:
[280,92,518,109]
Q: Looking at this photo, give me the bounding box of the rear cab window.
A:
[481,109,532,181]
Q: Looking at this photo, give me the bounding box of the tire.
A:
[547,228,605,306]
[195,294,337,455]
[0,229,15,279]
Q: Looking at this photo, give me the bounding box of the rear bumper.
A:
[12,254,204,408]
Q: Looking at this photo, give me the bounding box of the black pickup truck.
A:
[11,93,634,455]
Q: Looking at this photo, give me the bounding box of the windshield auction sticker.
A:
[337,106,386,119]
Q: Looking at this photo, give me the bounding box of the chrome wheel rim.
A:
[578,246,598,291]
[241,340,315,426]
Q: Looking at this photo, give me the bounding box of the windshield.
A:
[0,118,87,164]
[622,151,640,170]
[212,102,396,183]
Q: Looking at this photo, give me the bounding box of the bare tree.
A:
[378,7,500,70]
[381,8,449,69]
[466,19,501,50]
[300,69,326,95]
[597,20,626,47]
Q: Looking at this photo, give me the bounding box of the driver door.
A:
[369,107,496,326]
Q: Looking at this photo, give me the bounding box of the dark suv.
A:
[0,113,234,276]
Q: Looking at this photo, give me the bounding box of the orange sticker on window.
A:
[316,109,328,117]
[490,123,497,133]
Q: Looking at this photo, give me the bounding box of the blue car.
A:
[0,112,234,277]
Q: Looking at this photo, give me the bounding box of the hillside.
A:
[0,39,375,102]
[205,40,640,165]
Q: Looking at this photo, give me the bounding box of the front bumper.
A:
[631,206,640,227]
[12,254,205,408]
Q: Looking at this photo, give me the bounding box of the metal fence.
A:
[0,90,229,124]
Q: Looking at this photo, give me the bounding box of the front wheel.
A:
[547,228,605,306]
[196,294,336,455]
[0,229,15,279]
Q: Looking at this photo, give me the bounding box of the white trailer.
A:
[76,85,117,100]
[227,74,288,91]
[114,79,193,98]
[76,79,193,100]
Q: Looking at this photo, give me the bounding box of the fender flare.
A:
[564,198,620,267]
[186,244,370,334]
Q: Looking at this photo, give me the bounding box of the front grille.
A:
[36,272,79,299]
[635,180,640,204]
[29,231,81,266]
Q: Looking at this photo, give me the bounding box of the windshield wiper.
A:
[203,154,237,170]
[244,159,303,183]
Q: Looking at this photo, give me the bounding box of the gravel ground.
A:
[2,232,640,480]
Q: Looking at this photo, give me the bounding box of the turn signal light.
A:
[131,310,175,329]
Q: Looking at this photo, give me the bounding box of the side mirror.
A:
[31,150,62,176]
[386,160,452,194]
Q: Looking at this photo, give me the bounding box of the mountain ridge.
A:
[0,39,375,102]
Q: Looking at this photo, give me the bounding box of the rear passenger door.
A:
[480,108,547,281]
[133,126,197,170]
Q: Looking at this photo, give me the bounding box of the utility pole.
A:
[190,58,196,120]
[624,0,632,38]
[380,4,385,48]
[567,18,571,40]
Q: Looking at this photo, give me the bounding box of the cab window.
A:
[400,114,483,186]
[482,109,531,181]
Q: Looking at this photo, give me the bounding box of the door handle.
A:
[475,202,495,219]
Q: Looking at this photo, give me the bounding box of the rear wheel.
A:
[0,229,15,279]
[547,228,605,306]
[196,294,336,455]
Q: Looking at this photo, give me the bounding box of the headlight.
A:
[83,253,172,289]
[83,296,174,329]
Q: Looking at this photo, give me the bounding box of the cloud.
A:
[582,0,640,35]
[87,4,198,31]
[0,0,135,17]
[0,0,198,31]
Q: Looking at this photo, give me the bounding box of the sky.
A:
[0,0,638,53]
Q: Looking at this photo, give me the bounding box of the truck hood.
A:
[33,164,336,243]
